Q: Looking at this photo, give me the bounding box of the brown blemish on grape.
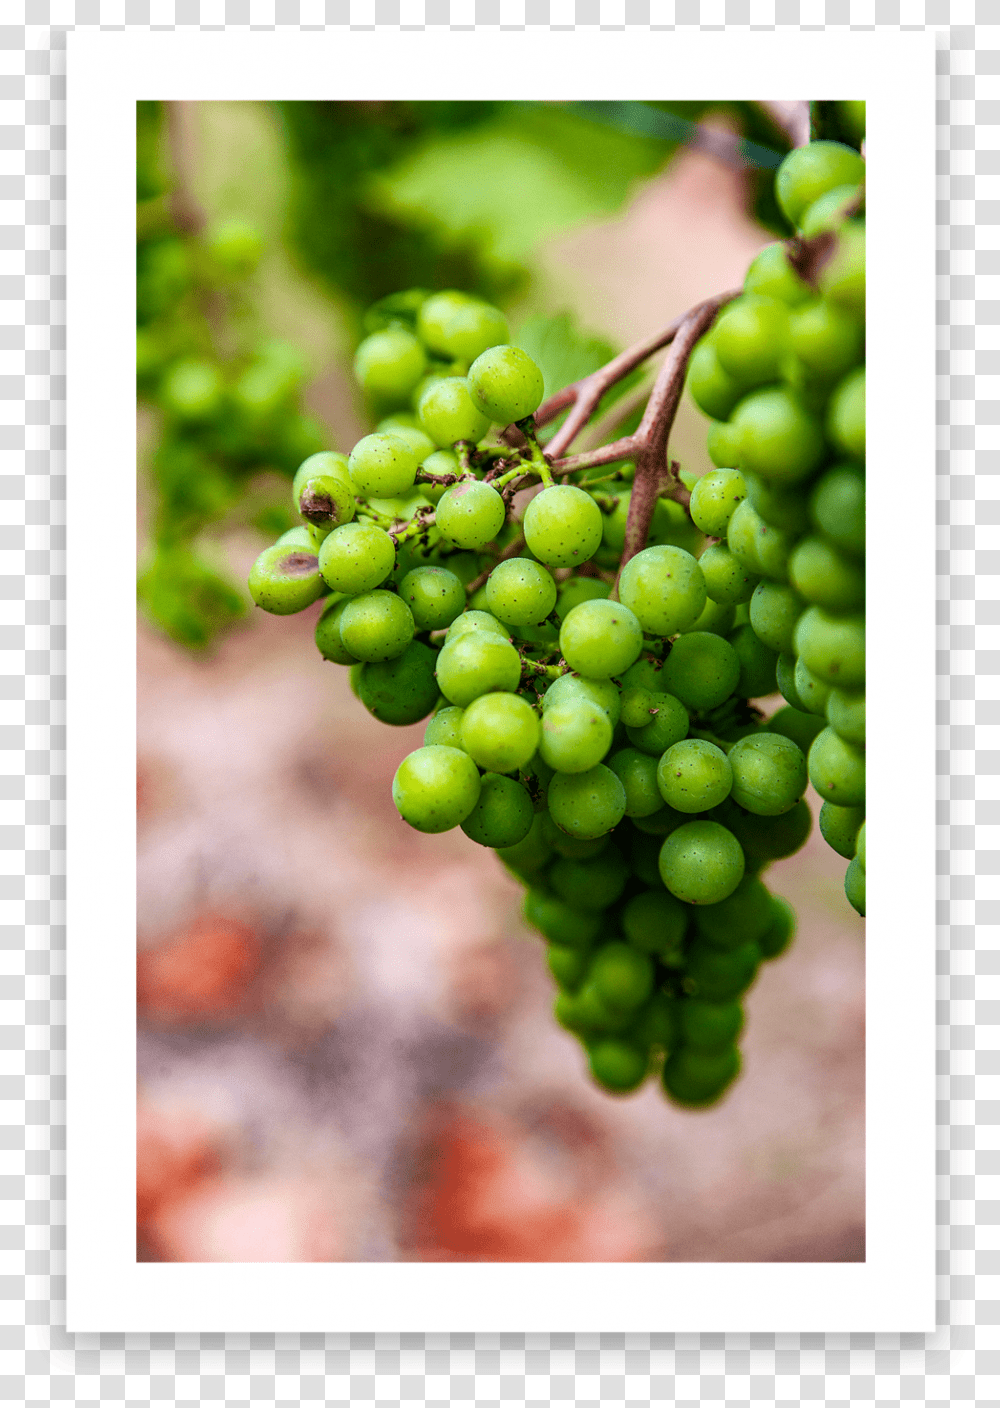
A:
[299,488,335,524]
[278,552,319,578]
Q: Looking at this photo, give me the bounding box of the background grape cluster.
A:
[248,128,865,1111]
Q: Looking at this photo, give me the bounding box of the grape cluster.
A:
[247,275,844,1111]
[687,137,866,918]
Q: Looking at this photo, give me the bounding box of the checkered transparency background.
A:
[0,3,987,1402]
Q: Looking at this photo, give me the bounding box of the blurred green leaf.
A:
[137,546,248,650]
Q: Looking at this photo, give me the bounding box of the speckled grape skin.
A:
[484,557,557,626]
[522,485,603,569]
[248,545,324,615]
[392,745,482,833]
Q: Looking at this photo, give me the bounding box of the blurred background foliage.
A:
[136,99,795,649]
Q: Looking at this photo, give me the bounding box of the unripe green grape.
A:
[631,802,688,838]
[348,432,419,498]
[424,705,466,749]
[547,943,590,992]
[356,642,439,725]
[790,298,864,380]
[789,536,865,613]
[826,687,865,746]
[339,590,415,663]
[684,937,760,1004]
[543,673,621,727]
[689,467,748,538]
[728,732,807,816]
[819,800,865,859]
[538,810,608,859]
[315,595,357,664]
[293,451,353,506]
[436,480,506,550]
[659,632,740,711]
[375,414,437,466]
[277,525,316,550]
[605,747,665,818]
[658,820,745,905]
[523,484,604,569]
[633,991,681,1049]
[392,744,482,833]
[589,942,655,1012]
[731,386,826,484]
[794,656,832,715]
[558,575,611,616]
[657,739,733,814]
[827,365,865,458]
[699,542,759,605]
[844,854,866,916]
[621,889,687,957]
[416,291,509,364]
[570,984,634,1035]
[776,653,807,711]
[625,691,690,756]
[497,811,553,879]
[677,998,744,1052]
[460,691,540,773]
[205,216,264,277]
[799,182,864,238]
[467,345,545,424]
[687,340,744,421]
[524,888,602,947]
[713,294,790,386]
[619,687,657,729]
[819,222,865,315]
[460,772,535,848]
[705,418,743,468]
[417,376,491,448]
[588,1039,649,1094]
[794,606,865,689]
[808,726,865,807]
[742,241,812,307]
[418,448,462,504]
[485,557,557,626]
[809,463,865,558]
[549,847,629,910]
[729,623,778,698]
[318,522,396,595]
[856,820,866,870]
[435,630,522,707]
[296,473,356,531]
[445,608,512,644]
[663,1045,741,1107]
[548,764,627,841]
[398,565,466,631]
[758,894,796,959]
[618,545,707,638]
[650,496,700,554]
[248,544,324,615]
[726,499,763,574]
[744,471,810,535]
[539,696,614,774]
[160,358,223,420]
[749,580,805,655]
[678,596,736,638]
[763,704,825,754]
[723,796,812,865]
[559,598,643,679]
[775,140,866,227]
[354,327,427,404]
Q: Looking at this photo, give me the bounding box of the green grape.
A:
[338,590,414,662]
[205,216,263,276]
[744,471,811,535]
[619,687,657,729]
[844,854,866,916]
[348,432,419,498]
[633,992,681,1050]
[318,522,396,595]
[789,298,864,379]
[418,448,462,504]
[683,936,760,1002]
[248,544,324,615]
[625,691,690,755]
[538,810,608,859]
[160,358,223,420]
[776,653,807,710]
[467,345,545,424]
[677,998,744,1051]
[713,294,790,386]
[315,595,356,664]
[354,328,427,404]
[497,810,553,878]
[678,596,736,638]
[355,642,439,725]
[687,340,744,421]
[826,687,865,745]
[436,481,506,550]
[794,606,865,689]
[524,889,603,948]
[417,376,491,448]
[572,984,636,1034]
[809,464,865,558]
[606,747,665,818]
[788,537,865,613]
[728,732,806,816]
[726,499,763,574]
[547,943,591,992]
[749,581,804,655]
[808,727,865,807]
[827,365,865,458]
[485,557,557,626]
[775,140,866,227]
[723,796,812,865]
[819,800,865,859]
[398,566,466,631]
[559,598,644,679]
[631,803,688,838]
[794,656,832,715]
[731,387,826,484]
[435,630,522,706]
[742,241,812,306]
[657,739,733,814]
[618,545,707,638]
[689,467,748,537]
[460,691,540,773]
[543,672,621,727]
[705,418,743,469]
[729,623,778,698]
[548,765,628,841]
[856,821,866,870]
[424,705,465,749]
[293,451,353,505]
[764,704,825,754]
[758,895,796,959]
[461,772,535,849]
[799,183,864,238]
[558,575,611,615]
[523,484,604,569]
[276,525,316,550]
[445,608,512,643]
[549,847,629,910]
[539,696,614,774]
[699,542,759,605]
[663,1045,741,1107]
[658,820,745,905]
[416,290,509,364]
[589,942,655,1012]
[650,496,700,554]
[819,222,865,315]
[392,744,482,833]
[621,889,687,958]
[376,415,437,466]
[587,1038,650,1094]
[296,473,356,532]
